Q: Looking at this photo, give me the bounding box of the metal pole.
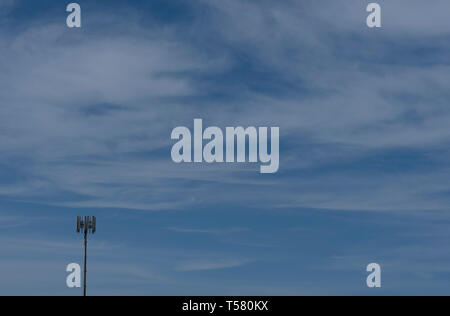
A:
[84,228,87,297]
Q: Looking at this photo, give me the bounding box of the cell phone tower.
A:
[76,216,96,296]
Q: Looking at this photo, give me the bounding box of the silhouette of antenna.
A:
[76,216,96,296]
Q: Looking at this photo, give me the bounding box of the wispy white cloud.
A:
[0,0,449,214]
[175,258,252,272]
[167,227,249,235]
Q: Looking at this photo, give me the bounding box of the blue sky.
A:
[0,0,450,295]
